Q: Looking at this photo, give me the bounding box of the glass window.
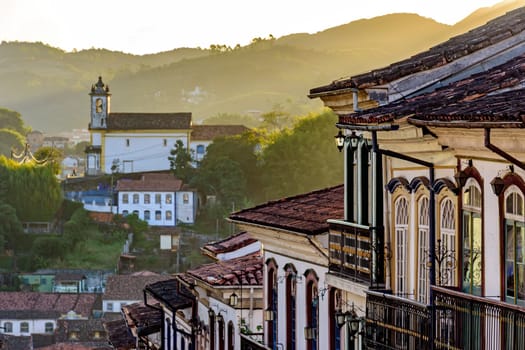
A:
[155,211,161,220]
[196,144,205,154]
[3,322,12,333]
[107,302,113,311]
[417,196,430,303]
[395,197,409,295]
[462,181,482,296]
[144,194,150,204]
[122,210,128,217]
[45,322,54,333]
[166,211,172,220]
[133,194,139,204]
[126,139,130,147]
[122,194,129,204]
[20,322,29,333]
[440,198,456,286]
[183,193,189,204]
[163,139,168,147]
[144,210,150,221]
[133,210,139,216]
[166,194,172,204]
[505,188,525,305]
[155,194,161,204]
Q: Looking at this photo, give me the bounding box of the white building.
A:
[115,173,197,226]
[85,76,248,175]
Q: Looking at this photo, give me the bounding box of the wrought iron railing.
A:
[365,290,431,350]
[328,220,372,284]
[433,286,525,350]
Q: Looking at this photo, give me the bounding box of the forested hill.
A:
[0,0,521,133]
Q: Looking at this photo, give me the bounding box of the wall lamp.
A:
[335,302,364,340]
[334,130,360,152]
[263,308,274,321]
[491,164,514,196]
[304,326,317,340]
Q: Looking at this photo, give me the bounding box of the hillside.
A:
[0,1,522,133]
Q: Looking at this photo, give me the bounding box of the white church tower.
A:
[85,76,110,175]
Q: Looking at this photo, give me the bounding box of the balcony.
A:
[328,220,374,285]
[240,333,269,350]
[364,287,525,350]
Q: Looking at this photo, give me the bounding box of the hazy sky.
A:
[1,0,507,55]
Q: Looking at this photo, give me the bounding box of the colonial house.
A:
[115,173,198,226]
[102,273,172,314]
[85,76,248,176]
[308,6,525,349]
[0,292,100,338]
[229,185,346,350]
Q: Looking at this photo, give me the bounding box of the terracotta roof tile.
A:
[103,274,171,301]
[186,253,263,287]
[107,112,191,130]
[115,173,183,192]
[310,7,525,94]
[191,125,249,141]
[339,53,525,126]
[104,319,135,349]
[122,302,162,335]
[201,231,257,255]
[144,277,194,308]
[229,185,344,235]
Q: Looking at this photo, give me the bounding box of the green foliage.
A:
[0,203,23,250]
[33,146,64,175]
[0,129,25,157]
[32,236,68,261]
[123,213,148,235]
[168,140,195,182]
[202,113,261,128]
[60,200,84,222]
[63,207,92,248]
[0,107,30,135]
[0,156,62,221]
[260,110,344,201]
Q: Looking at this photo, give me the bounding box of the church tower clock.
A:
[89,76,111,129]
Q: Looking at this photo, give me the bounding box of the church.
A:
[85,76,247,175]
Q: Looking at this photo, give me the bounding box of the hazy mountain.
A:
[0,0,521,133]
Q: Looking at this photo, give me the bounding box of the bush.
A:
[32,236,68,261]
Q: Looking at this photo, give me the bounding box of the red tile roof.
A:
[144,277,194,308]
[88,212,114,223]
[122,302,162,336]
[337,53,525,126]
[103,274,172,300]
[107,112,192,130]
[115,173,183,192]
[104,319,135,349]
[186,253,263,287]
[310,7,525,94]
[229,185,344,235]
[0,292,98,318]
[191,125,249,141]
[201,231,257,256]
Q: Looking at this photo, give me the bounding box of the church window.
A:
[96,98,102,113]
[126,139,130,147]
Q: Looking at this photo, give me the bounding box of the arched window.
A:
[417,196,430,303]
[196,144,205,154]
[462,179,483,295]
[504,186,525,305]
[166,318,172,350]
[218,315,225,350]
[266,259,278,349]
[227,321,235,350]
[440,198,456,286]
[285,264,297,350]
[304,270,319,350]
[395,196,409,295]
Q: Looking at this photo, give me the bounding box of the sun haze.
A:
[0,0,508,55]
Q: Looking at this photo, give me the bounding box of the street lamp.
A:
[334,130,360,152]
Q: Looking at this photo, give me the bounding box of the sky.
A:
[1,0,508,55]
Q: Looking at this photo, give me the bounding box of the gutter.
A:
[484,128,525,171]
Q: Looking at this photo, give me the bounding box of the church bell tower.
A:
[89,76,111,129]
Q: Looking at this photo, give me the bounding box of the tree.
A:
[0,203,23,250]
[0,129,25,157]
[0,107,30,135]
[33,146,64,175]
[168,140,195,182]
[260,110,344,201]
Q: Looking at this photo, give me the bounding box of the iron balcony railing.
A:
[328,220,373,284]
[365,287,525,350]
[433,286,525,350]
[365,290,431,350]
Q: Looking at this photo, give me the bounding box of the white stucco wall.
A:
[176,191,196,224]
[118,190,176,226]
[0,319,56,336]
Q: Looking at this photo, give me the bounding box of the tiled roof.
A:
[103,274,172,301]
[104,319,135,350]
[0,334,32,350]
[310,7,525,93]
[201,231,257,255]
[122,302,162,335]
[54,318,108,345]
[89,212,114,224]
[115,173,183,192]
[107,112,192,130]
[229,185,344,235]
[144,277,194,309]
[186,253,263,287]
[191,125,249,141]
[0,292,98,318]
[338,53,525,126]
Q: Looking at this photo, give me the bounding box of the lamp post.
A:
[335,304,364,350]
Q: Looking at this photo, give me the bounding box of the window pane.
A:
[144,194,150,204]
[166,194,172,204]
